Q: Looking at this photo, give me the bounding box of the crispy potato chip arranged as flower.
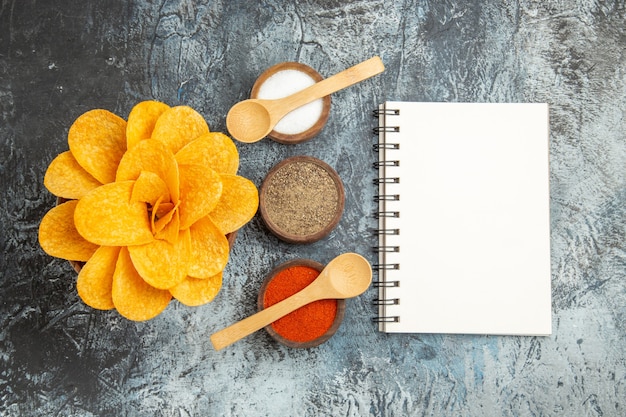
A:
[39,101,259,321]
[126,100,170,150]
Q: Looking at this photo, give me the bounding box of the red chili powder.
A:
[263,265,338,343]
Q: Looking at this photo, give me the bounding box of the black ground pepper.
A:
[263,160,340,236]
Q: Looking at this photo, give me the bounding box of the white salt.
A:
[256,69,324,135]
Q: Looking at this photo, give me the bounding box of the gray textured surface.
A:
[1,1,625,416]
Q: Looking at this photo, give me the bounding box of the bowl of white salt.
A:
[250,62,331,144]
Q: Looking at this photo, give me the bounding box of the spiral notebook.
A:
[374,102,551,335]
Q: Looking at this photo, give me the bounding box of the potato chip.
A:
[178,164,223,230]
[39,200,99,262]
[112,247,172,321]
[116,139,180,203]
[150,195,165,235]
[175,132,239,175]
[76,246,120,310]
[131,170,170,206]
[74,181,154,246]
[169,272,223,306]
[126,101,170,150]
[186,216,229,279]
[209,175,259,234]
[155,209,180,245]
[151,198,179,234]
[68,109,127,184]
[44,151,102,199]
[155,202,175,218]
[128,228,191,289]
[151,106,209,155]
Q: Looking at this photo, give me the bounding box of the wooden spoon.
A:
[226,56,385,143]
[210,253,372,351]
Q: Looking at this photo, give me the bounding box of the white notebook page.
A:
[377,102,551,335]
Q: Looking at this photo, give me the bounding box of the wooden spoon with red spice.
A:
[210,253,372,351]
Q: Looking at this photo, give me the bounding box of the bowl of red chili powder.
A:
[257,259,346,348]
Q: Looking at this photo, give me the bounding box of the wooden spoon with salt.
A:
[210,253,372,351]
[226,56,385,143]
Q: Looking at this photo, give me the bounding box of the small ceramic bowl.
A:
[257,259,346,348]
[250,62,331,144]
[259,156,345,244]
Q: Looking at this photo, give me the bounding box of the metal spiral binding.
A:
[372,263,399,271]
[372,160,399,169]
[372,228,399,235]
[374,194,399,202]
[373,143,400,151]
[373,245,399,253]
[373,105,402,327]
[374,211,399,219]
[372,280,400,288]
[372,316,400,323]
[373,126,400,134]
[373,177,399,185]
[373,108,400,117]
[373,298,399,306]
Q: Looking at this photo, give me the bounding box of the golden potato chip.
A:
[151,197,178,235]
[128,228,191,289]
[155,209,180,245]
[178,164,222,230]
[151,106,209,155]
[112,247,172,321]
[131,170,170,206]
[68,109,127,184]
[150,195,164,234]
[209,175,259,234]
[126,101,170,150]
[116,139,180,203]
[175,132,239,175]
[74,181,154,246]
[169,272,223,306]
[155,201,175,218]
[76,246,120,310]
[186,216,229,279]
[39,200,99,262]
[44,151,102,199]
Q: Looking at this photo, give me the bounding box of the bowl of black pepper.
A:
[259,156,345,244]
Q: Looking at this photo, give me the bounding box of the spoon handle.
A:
[210,283,324,351]
[270,56,385,120]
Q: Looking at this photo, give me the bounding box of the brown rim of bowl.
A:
[259,155,345,244]
[250,62,331,145]
[257,258,346,349]
[55,197,237,273]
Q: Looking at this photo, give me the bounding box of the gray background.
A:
[1,1,625,416]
